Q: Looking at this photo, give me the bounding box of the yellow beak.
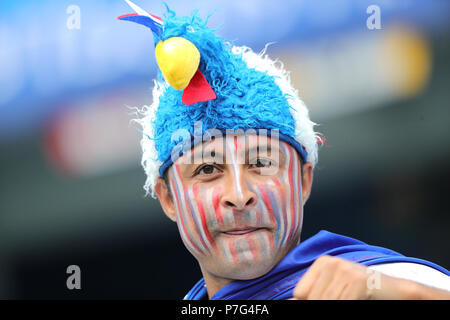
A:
[155,37,200,90]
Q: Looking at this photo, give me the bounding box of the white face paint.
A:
[168,133,304,280]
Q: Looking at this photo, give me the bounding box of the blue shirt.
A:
[184,230,450,300]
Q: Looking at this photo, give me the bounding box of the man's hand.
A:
[292,255,450,300]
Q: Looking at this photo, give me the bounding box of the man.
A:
[155,133,450,300]
[119,1,450,299]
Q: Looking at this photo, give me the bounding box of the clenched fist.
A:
[291,255,450,300]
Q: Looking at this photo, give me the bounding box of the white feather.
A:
[125,0,151,18]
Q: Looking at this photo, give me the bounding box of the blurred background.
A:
[0,0,449,299]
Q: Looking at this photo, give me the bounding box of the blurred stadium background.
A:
[0,0,449,299]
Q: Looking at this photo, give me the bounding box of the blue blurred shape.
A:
[0,0,449,141]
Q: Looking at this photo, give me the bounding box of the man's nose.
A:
[221,172,257,211]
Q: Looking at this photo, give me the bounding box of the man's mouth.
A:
[222,227,266,236]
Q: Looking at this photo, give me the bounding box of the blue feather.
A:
[118,14,163,37]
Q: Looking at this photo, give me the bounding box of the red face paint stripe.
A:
[193,183,217,250]
[172,165,205,255]
[272,177,281,188]
[185,188,212,255]
[272,177,288,248]
[229,238,240,264]
[169,176,203,256]
[233,135,244,152]
[267,231,275,252]
[247,236,258,260]
[212,186,224,227]
[258,184,276,226]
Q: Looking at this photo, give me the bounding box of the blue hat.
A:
[119,1,320,198]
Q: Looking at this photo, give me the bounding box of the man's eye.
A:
[250,158,273,168]
[197,164,219,175]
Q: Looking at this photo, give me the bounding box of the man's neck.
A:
[200,265,234,299]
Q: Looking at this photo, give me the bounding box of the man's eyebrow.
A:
[189,143,284,162]
[191,144,282,156]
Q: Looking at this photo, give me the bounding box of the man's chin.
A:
[212,259,277,281]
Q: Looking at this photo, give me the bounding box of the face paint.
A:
[280,142,303,244]
[225,134,246,203]
[168,135,304,279]
[169,165,204,256]
[170,162,231,258]
[186,185,214,254]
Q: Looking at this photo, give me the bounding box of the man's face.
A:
[158,133,312,281]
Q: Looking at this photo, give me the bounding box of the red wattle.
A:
[182,69,216,105]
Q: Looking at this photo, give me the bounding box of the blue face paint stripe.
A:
[273,177,289,252]
[257,232,268,259]
[245,179,262,226]
[263,184,281,250]
[185,188,211,255]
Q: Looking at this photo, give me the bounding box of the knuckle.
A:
[339,262,352,274]
[316,255,335,266]
[336,262,356,279]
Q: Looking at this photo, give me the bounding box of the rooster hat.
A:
[119,0,320,198]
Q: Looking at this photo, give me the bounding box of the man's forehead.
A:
[202,134,280,149]
[173,133,292,166]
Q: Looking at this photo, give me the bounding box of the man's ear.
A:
[154,176,177,222]
[301,162,314,205]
